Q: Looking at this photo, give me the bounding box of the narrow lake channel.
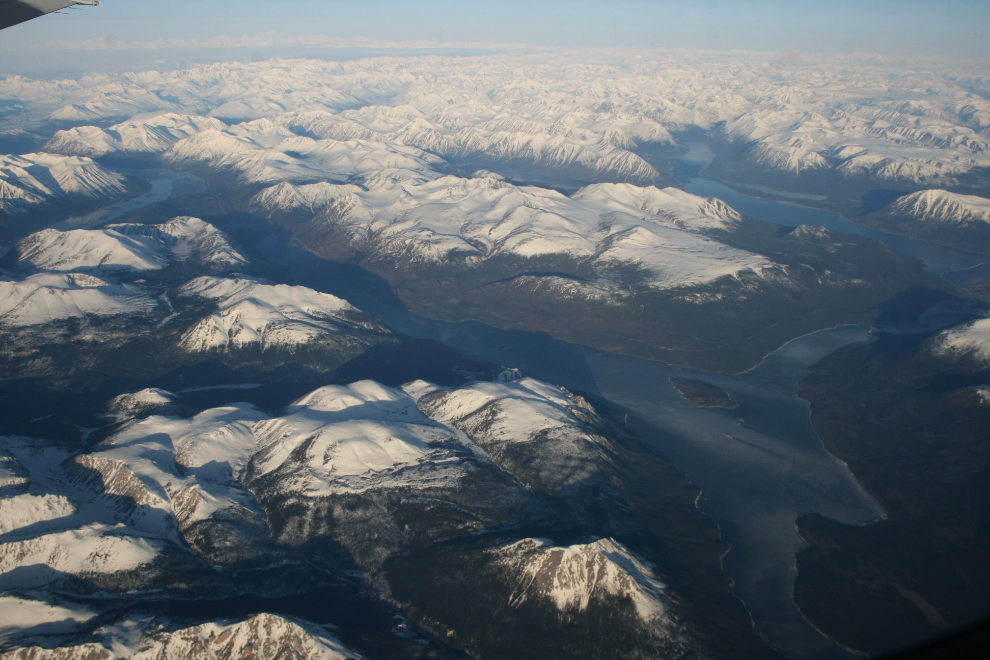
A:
[264,144,987,659]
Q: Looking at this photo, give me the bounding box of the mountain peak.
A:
[887,189,990,226]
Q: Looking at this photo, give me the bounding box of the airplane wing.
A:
[0,0,98,31]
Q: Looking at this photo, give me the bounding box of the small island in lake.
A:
[670,378,739,409]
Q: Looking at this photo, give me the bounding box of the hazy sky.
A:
[1,0,988,59]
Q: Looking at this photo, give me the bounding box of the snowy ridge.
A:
[163,123,444,185]
[44,113,228,158]
[719,94,990,185]
[0,435,170,588]
[0,524,162,586]
[253,173,769,290]
[0,494,75,535]
[412,377,608,493]
[10,228,169,273]
[251,181,363,214]
[0,613,363,660]
[108,217,249,271]
[0,406,267,591]
[0,375,704,655]
[250,381,467,496]
[0,596,96,645]
[885,189,990,227]
[0,273,156,327]
[494,537,670,622]
[10,217,247,275]
[0,221,388,379]
[6,54,990,187]
[571,183,744,230]
[278,107,666,184]
[3,375,618,578]
[0,180,44,214]
[285,104,675,151]
[0,154,129,214]
[176,275,380,354]
[85,403,269,533]
[412,377,589,441]
[0,218,248,327]
[239,377,634,566]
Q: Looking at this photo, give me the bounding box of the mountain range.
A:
[1,48,988,660]
[0,369,770,659]
[0,217,394,384]
[4,53,986,194]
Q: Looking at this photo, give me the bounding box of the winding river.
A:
[279,144,988,660]
[106,140,976,658]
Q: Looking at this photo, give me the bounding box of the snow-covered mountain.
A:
[245,380,529,568]
[8,217,248,276]
[414,377,612,494]
[163,123,445,185]
[0,217,250,327]
[44,113,228,158]
[10,227,168,273]
[4,56,952,374]
[252,173,769,291]
[274,107,668,185]
[494,537,670,622]
[0,220,389,382]
[865,190,990,253]
[886,190,990,227]
[176,276,388,356]
[247,165,945,372]
[250,181,363,214]
[0,613,363,660]
[74,402,270,552]
[0,374,719,658]
[0,595,96,646]
[716,97,990,187]
[1,49,973,659]
[0,435,176,592]
[0,217,248,327]
[244,375,653,575]
[0,272,157,327]
[6,53,990,189]
[108,217,250,272]
[0,219,206,328]
[0,397,283,588]
[0,374,666,583]
[106,388,178,420]
[0,153,129,215]
[2,370,675,634]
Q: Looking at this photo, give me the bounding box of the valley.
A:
[0,49,988,660]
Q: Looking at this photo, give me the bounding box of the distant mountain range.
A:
[5,53,987,192]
